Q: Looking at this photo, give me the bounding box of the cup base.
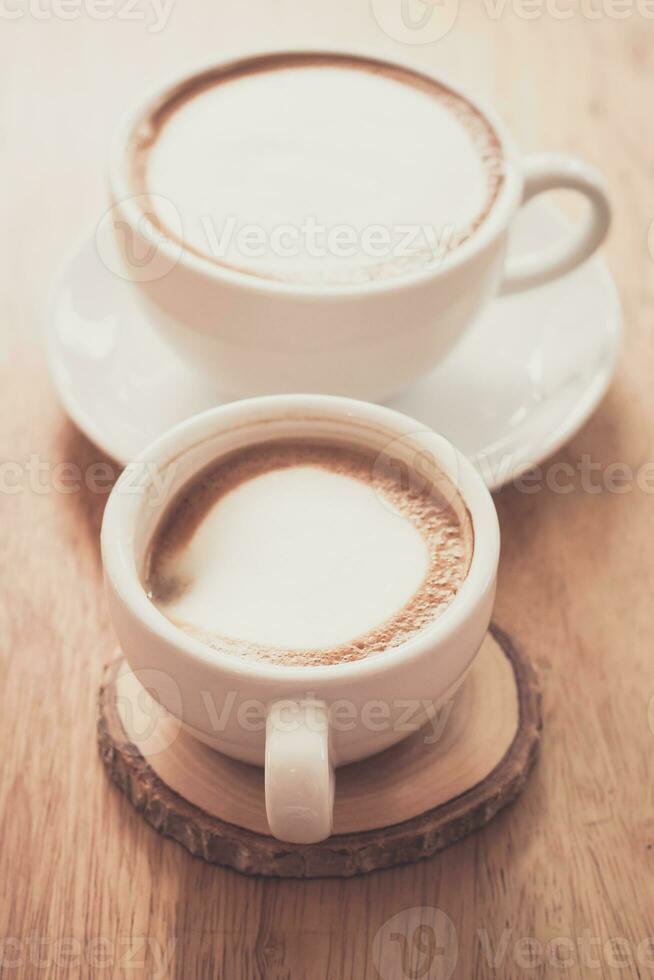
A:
[98,625,541,877]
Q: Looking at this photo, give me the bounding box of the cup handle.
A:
[265,698,334,844]
[500,152,611,294]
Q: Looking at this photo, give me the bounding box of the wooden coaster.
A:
[98,625,541,878]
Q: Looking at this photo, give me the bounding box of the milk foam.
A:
[146,441,473,666]
[155,465,428,650]
[135,57,503,283]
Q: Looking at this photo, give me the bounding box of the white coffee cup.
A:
[107,48,611,403]
[101,395,500,843]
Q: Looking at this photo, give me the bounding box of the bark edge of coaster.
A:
[98,624,542,878]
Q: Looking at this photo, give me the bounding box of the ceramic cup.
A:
[108,48,611,403]
[101,395,500,843]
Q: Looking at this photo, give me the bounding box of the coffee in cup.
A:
[129,52,505,285]
[145,437,473,667]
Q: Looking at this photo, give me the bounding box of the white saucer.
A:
[46,201,621,489]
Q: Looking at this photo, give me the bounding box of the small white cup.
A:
[108,48,611,403]
[101,395,500,844]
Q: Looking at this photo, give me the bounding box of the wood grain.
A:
[1,4,654,978]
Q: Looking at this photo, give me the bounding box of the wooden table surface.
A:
[2,2,653,978]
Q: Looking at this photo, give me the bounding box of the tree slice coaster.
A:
[98,625,541,878]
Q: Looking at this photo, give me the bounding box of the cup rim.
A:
[108,44,524,300]
[101,394,500,683]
